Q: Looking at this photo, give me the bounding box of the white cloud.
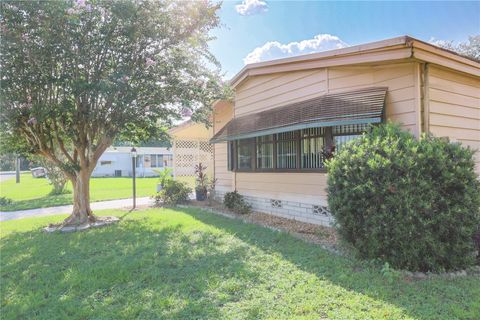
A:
[235,0,268,16]
[243,34,348,64]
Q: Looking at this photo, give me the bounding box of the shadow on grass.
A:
[180,207,480,320]
[0,214,260,319]
[1,208,479,319]
[0,194,73,211]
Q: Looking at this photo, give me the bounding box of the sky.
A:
[209,1,480,79]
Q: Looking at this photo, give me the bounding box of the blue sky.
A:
[209,1,480,78]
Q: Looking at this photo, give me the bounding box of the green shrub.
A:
[326,123,480,272]
[0,197,13,206]
[153,180,191,206]
[153,167,173,188]
[224,191,252,215]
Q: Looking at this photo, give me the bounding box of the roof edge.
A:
[167,120,194,134]
[230,36,410,87]
[230,35,480,88]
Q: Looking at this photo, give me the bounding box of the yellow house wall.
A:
[229,62,419,205]
[426,66,480,172]
[170,122,212,140]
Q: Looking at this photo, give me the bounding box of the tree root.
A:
[45,213,119,233]
[61,211,97,226]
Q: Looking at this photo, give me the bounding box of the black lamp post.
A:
[131,147,137,209]
[15,155,20,183]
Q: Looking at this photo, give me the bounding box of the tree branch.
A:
[53,120,76,165]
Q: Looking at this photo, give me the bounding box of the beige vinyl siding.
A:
[213,101,234,192]
[235,69,327,116]
[427,66,480,172]
[235,172,329,205]
[233,62,418,204]
[214,143,231,192]
[236,63,418,134]
[328,63,419,134]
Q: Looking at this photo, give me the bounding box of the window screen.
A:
[276,131,297,169]
[333,123,370,152]
[301,127,325,169]
[256,135,274,169]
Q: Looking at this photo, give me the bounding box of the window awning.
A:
[210,87,387,143]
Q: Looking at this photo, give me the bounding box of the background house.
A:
[210,36,479,226]
[92,147,173,178]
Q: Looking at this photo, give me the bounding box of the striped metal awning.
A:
[210,87,387,143]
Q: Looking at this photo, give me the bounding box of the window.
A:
[276,131,297,169]
[150,154,164,168]
[163,155,172,167]
[333,123,369,152]
[136,155,143,168]
[228,124,372,172]
[100,160,112,166]
[151,155,158,168]
[159,155,165,167]
[143,155,151,168]
[256,135,274,169]
[301,127,325,169]
[237,138,254,170]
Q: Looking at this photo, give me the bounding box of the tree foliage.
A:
[38,157,69,195]
[0,0,224,225]
[433,35,480,61]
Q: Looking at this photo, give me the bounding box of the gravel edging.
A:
[178,202,480,280]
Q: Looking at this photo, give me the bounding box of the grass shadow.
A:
[0,194,73,211]
[1,207,479,319]
[0,212,261,319]
[180,207,480,320]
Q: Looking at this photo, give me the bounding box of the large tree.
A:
[0,0,224,226]
[433,35,480,61]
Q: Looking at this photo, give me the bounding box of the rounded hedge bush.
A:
[326,123,480,272]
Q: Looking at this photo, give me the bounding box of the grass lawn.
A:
[1,207,479,319]
[0,173,159,211]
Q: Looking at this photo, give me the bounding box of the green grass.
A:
[0,173,159,211]
[1,207,479,319]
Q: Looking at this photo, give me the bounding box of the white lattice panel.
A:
[173,139,213,187]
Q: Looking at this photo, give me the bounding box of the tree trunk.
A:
[63,169,96,225]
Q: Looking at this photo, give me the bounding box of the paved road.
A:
[0,173,15,182]
[0,197,153,222]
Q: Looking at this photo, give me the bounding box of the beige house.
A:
[210,36,480,226]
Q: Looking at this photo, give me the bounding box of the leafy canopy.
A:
[433,34,480,61]
[1,0,224,176]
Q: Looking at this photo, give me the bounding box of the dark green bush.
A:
[153,180,191,206]
[327,123,480,272]
[0,197,13,206]
[224,191,252,215]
